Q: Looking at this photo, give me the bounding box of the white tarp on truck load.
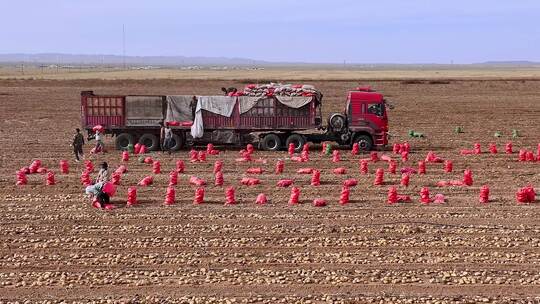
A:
[165,95,194,123]
[125,96,164,126]
[238,95,313,114]
[191,96,237,138]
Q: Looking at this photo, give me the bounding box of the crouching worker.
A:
[86,182,116,209]
[85,162,115,209]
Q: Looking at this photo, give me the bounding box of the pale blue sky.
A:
[1,0,539,63]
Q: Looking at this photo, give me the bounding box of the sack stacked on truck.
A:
[242,83,320,98]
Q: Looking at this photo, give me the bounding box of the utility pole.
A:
[122,24,126,70]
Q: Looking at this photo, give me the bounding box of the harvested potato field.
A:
[0,78,539,303]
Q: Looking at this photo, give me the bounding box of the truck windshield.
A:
[367,103,384,117]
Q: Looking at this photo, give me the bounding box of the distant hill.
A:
[476,61,540,66]
[0,53,270,66]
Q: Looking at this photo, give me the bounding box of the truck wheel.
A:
[139,133,160,151]
[115,133,134,150]
[169,133,184,151]
[261,134,281,151]
[354,134,373,151]
[285,134,306,153]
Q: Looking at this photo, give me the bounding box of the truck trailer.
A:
[80,84,388,152]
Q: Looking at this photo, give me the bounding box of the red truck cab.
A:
[346,86,389,150]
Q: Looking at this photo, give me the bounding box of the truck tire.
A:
[168,133,184,151]
[261,134,281,151]
[139,133,160,151]
[115,133,134,150]
[353,134,373,151]
[285,134,306,153]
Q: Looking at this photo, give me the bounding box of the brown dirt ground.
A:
[0,78,539,303]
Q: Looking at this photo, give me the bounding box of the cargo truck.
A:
[80,85,388,152]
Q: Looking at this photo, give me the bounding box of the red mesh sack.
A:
[139,145,148,154]
[16,170,27,185]
[122,151,129,162]
[360,160,369,174]
[388,160,397,174]
[193,187,205,204]
[288,187,300,205]
[402,142,411,153]
[505,142,513,154]
[241,177,260,186]
[256,193,268,205]
[393,143,402,154]
[59,160,69,174]
[115,165,127,174]
[420,187,431,204]
[488,143,498,154]
[169,170,178,186]
[479,185,489,204]
[313,198,327,207]
[126,187,137,206]
[84,160,94,172]
[300,150,309,162]
[288,143,295,157]
[246,144,255,154]
[401,151,409,162]
[518,150,526,162]
[374,168,384,186]
[246,167,264,174]
[214,171,224,186]
[214,160,223,173]
[176,160,185,173]
[332,150,341,163]
[400,174,410,187]
[297,168,314,174]
[526,151,535,162]
[460,149,474,155]
[302,143,309,154]
[144,157,154,164]
[339,186,350,205]
[138,176,153,186]
[36,167,48,174]
[111,172,121,185]
[80,170,91,186]
[463,169,473,186]
[198,151,207,162]
[418,161,426,174]
[164,187,175,205]
[189,176,206,187]
[189,149,198,162]
[311,170,320,186]
[444,160,453,173]
[380,155,392,162]
[134,143,141,154]
[333,167,346,175]
[473,143,482,154]
[351,143,360,155]
[370,152,379,162]
[277,179,294,187]
[387,186,398,204]
[321,142,327,155]
[397,195,411,203]
[225,187,236,205]
[152,161,161,174]
[275,160,284,174]
[207,143,215,154]
[343,178,357,187]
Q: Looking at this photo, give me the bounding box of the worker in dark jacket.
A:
[72,128,85,162]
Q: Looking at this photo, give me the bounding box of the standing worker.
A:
[160,121,173,154]
[72,128,85,162]
[94,129,104,153]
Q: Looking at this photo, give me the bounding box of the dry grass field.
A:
[0,70,539,303]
